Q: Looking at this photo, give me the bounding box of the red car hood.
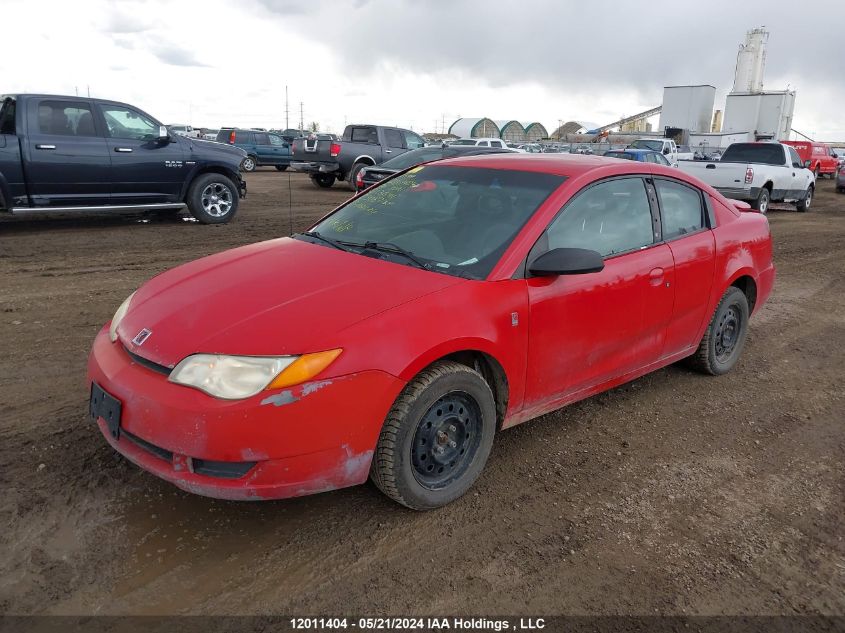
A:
[116,237,462,367]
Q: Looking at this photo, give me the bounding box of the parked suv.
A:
[216,128,292,172]
[0,94,247,224]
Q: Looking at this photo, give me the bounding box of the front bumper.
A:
[290,161,341,175]
[87,327,405,500]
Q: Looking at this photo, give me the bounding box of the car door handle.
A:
[114,147,133,153]
[35,144,56,150]
[648,267,665,286]
[385,149,392,153]
[706,163,715,169]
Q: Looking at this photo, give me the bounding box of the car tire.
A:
[796,185,813,212]
[347,162,368,192]
[751,187,770,213]
[370,360,496,510]
[241,156,257,172]
[275,165,288,172]
[813,166,820,180]
[186,173,239,224]
[310,174,336,188]
[686,286,750,376]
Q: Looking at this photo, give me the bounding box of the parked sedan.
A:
[88,155,774,510]
[356,145,512,191]
[604,148,672,166]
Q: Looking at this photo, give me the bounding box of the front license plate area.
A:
[90,382,122,440]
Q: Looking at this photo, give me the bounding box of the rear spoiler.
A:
[730,199,758,213]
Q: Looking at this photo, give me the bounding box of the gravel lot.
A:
[1,170,843,616]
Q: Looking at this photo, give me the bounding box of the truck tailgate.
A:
[291,137,334,162]
[678,161,750,195]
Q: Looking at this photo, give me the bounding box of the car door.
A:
[403,130,425,151]
[253,132,273,165]
[96,102,186,205]
[653,177,716,354]
[524,176,675,409]
[786,145,811,199]
[383,128,406,161]
[268,133,290,164]
[23,97,112,207]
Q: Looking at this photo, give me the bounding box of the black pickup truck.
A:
[290,124,426,190]
[0,94,247,224]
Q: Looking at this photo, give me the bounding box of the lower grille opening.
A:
[192,459,256,479]
[123,429,173,462]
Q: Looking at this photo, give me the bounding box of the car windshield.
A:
[452,139,478,146]
[304,165,566,280]
[630,139,663,151]
[381,148,445,170]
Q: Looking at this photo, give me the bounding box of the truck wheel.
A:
[186,173,239,224]
[813,166,819,180]
[347,162,368,192]
[796,185,813,212]
[685,287,750,376]
[751,187,770,214]
[370,360,496,510]
[241,156,257,172]
[275,165,288,172]
[310,174,336,188]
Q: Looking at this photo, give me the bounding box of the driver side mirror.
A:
[529,247,604,277]
[158,125,170,141]
[662,147,670,155]
[803,160,812,169]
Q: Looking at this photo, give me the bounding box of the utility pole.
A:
[285,85,289,130]
[299,102,304,134]
[87,85,90,98]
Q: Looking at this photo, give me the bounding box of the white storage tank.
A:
[734,28,768,93]
[722,90,795,141]
[658,85,716,133]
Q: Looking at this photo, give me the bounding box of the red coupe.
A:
[88,154,775,509]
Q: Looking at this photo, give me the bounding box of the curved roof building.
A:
[494,120,526,142]
[448,117,499,139]
[522,122,549,141]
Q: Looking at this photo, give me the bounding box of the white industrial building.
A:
[658,85,716,133]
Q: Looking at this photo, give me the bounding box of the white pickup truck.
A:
[628,138,693,166]
[677,142,815,213]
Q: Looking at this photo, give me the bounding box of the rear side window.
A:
[546,177,654,257]
[721,143,785,166]
[254,132,270,145]
[788,147,802,169]
[236,131,254,144]
[0,98,15,135]
[655,179,705,239]
[349,127,377,143]
[37,100,97,137]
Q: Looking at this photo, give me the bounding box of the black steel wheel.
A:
[371,360,496,510]
[410,392,483,490]
[310,174,336,188]
[685,286,750,375]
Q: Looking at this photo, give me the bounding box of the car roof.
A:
[611,149,654,154]
[434,152,642,177]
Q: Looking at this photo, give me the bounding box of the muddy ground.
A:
[1,170,843,616]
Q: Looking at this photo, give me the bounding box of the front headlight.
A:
[109,291,136,343]
[169,355,296,400]
[168,348,342,400]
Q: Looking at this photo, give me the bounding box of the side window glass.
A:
[789,147,802,169]
[404,131,425,149]
[351,127,377,143]
[269,134,285,146]
[656,153,670,166]
[656,179,705,239]
[37,101,97,137]
[385,129,404,148]
[254,132,270,145]
[99,105,157,140]
[546,178,654,257]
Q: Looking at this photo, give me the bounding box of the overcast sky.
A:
[4,0,844,139]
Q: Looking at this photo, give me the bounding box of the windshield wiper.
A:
[298,231,349,251]
[342,240,429,270]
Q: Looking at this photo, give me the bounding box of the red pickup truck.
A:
[782,141,839,179]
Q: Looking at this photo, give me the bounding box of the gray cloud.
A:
[103,4,155,34]
[147,38,209,67]
[253,0,845,134]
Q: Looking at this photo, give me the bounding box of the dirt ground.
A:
[1,170,843,617]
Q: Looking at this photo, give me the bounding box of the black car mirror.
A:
[158,125,170,141]
[528,248,604,277]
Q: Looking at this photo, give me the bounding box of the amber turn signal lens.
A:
[266,348,343,390]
